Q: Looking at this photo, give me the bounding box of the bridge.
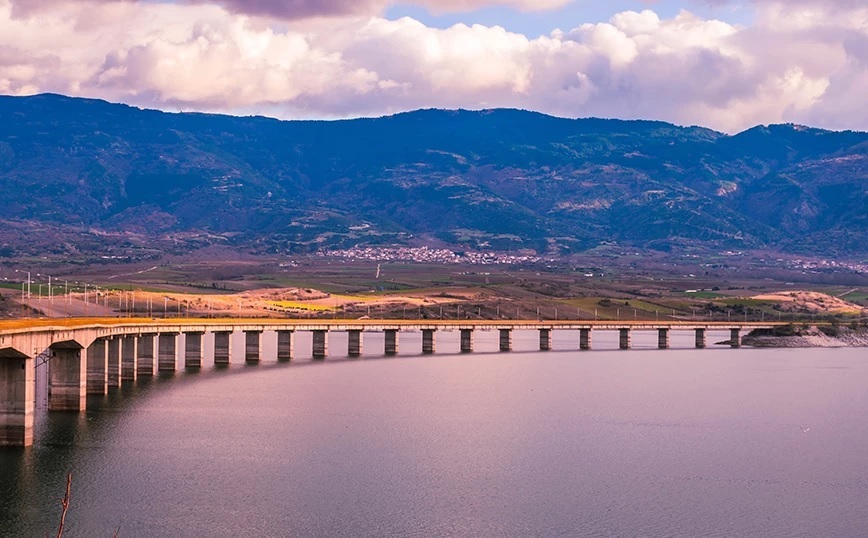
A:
[1,318,784,446]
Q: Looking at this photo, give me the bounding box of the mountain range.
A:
[0,94,865,260]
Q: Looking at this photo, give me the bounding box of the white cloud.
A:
[8,0,572,19]
[0,0,865,132]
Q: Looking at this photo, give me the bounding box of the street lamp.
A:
[14,270,31,299]
[37,274,53,304]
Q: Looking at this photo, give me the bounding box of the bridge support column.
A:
[347,330,362,357]
[422,329,436,354]
[312,330,328,360]
[460,329,474,353]
[499,329,512,352]
[695,328,707,349]
[214,332,231,366]
[245,331,261,364]
[730,328,741,348]
[619,328,632,350]
[185,332,203,369]
[137,334,155,376]
[539,329,552,351]
[158,334,178,373]
[86,339,108,395]
[121,336,137,383]
[277,331,294,362]
[107,338,120,388]
[48,347,86,411]
[580,329,592,350]
[384,330,399,356]
[658,328,670,350]
[0,354,34,446]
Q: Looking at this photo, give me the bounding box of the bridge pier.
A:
[619,328,632,350]
[245,331,261,364]
[539,329,552,351]
[185,332,203,369]
[137,334,155,376]
[0,353,34,447]
[695,329,707,349]
[580,328,592,350]
[658,328,670,350]
[86,339,108,395]
[312,330,328,360]
[730,328,741,348]
[121,336,137,383]
[277,330,294,362]
[384,330,399,356]
[48,346,86,411]
[347,330,362,357]
[214,331,231,366]
[422,329,436,354]
[460,329,474,353]
[107,338,120,388]
[499,329,512,352]
[158,334,178,373]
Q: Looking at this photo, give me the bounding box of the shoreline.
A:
[742,325,868,348]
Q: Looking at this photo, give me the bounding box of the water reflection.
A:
[2,333,867,536]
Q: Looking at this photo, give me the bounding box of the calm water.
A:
[2,330,867,537]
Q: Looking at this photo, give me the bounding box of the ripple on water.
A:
[2,342,868,537]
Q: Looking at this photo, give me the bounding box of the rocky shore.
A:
[742,325,868,348]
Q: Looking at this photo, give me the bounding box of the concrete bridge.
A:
[0,319,782,446]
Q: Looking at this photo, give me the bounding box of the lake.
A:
[2,329,867,537]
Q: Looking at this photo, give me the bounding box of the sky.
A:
[0,0,866,133]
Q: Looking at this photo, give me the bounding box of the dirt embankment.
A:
[743,325,868,348]
[751,290,864,314]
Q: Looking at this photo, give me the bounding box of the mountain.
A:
[0,93,865,260]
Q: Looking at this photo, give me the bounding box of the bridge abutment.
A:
[0,354,34,447]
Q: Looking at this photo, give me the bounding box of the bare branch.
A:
[56,473,72,538]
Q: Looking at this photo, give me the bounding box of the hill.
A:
[0,94,865,260]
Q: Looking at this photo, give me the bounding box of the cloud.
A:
[7,0,572,19]
[700,0,864,7]
[0,0,865,132]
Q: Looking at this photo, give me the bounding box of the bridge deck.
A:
[0,318,788,337]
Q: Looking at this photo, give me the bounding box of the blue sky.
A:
[386,1,755,37]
